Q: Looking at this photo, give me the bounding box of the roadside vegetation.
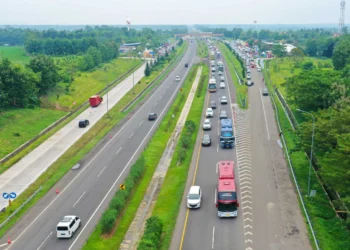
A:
[197,40,209,58]
[0,46,30,64]
[262,34,350,249]
[217,42,248,109]
[83,60,197,250]
[0,41,188,238]
[147,63,208,250]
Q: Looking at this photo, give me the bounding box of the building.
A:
[119,43,141,54]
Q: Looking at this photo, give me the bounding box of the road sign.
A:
[310,190,316,197]
[10,192,16,199]
[2,193,9,199]
[120,184,125,190]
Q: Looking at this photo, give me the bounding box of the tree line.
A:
[0,55,59,108]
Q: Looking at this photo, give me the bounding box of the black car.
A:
[185,63,189,67]
[148,113,157,121]
[210,101,217,109]
[201,134,211,146]
[262,88,269,96]
[78,119,90,128]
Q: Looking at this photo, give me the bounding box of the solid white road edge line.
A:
[259,88,271,140]
[68,53,192,250]
[72,191,86,208]
[5,44,193,250]
[36,231,52,250]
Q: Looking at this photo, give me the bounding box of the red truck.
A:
[89,95,103,107]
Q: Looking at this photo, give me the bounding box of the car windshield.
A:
[218,203,237,212]
[188,193,200,199]
[221,131,233,137]
[57,226,69,231]
[218,191,237,201]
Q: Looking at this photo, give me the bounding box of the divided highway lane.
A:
[181,57,244,250]
[1,43,198,250]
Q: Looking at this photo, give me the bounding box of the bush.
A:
[180,136,191,149]
[99,155,146,235]
[137,216,163,250]
[185,120,196,134]
[101,209,118,233]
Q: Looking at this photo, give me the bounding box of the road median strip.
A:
[0,42,188,239]
[82,62,199,250]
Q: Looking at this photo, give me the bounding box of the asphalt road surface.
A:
[0,43,197,250]
[173,46,310,250]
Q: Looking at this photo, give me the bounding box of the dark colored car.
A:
[185,63,189,67]
[262,88,269,96]
[78,119,90,128]
[219,110,228,120]
[201,134,211,146]
[210,101,217,109]
[148,113,157,121]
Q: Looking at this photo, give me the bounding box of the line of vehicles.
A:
[186,45,238,218]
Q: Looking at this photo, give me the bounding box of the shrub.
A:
[101,209,118,233]
[180,136,191,149]
[137,216,163,250]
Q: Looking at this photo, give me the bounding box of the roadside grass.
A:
[0,46,31,64]
[151,63,208,250]
[263,66,350,250]
[83,63,198,250]
[0,108,67,159]
[197,41,209,58]
[43,58,143,110]
[0,42,188,238]
[218,43,248,109]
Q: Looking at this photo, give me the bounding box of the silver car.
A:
[220,96,228,104]
[202,119,212,130]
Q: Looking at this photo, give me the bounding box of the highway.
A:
[173,43,311,250]
[0,42,197,250]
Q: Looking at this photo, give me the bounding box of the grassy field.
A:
[83,62,198,250]
[0,109,66,159]
[218,43,248,109]
[0,46,31,64]
[263,60,350,250]
[0,42,188,239]
[151,63,208,250]
[197,41,209,58]
[43,58,143,110]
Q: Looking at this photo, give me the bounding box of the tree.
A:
[272,44,286,57]
[291,48,305,58]
[332,35,350,70]
[302,61,314,70]
[284,69,341,111]
[165,50,169,57]
[144,62,151,77]
[305,39,318,56]
[28,55,59,95]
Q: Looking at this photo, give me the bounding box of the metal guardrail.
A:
[0,186,42,229]
[269,92,321,250]
[121,53,185,113]
[0,62,143,164]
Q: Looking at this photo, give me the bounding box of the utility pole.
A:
[296,109,315,197]
[339,0,346,33]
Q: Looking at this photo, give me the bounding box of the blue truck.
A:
[220,119,235,148]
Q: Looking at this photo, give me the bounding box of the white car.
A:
[187,186,202,208]
[175,76,181,81]
[220,82,226,89]
[206,108,214,118]
[220,96,228,104]
[246,74,251,80]
[202,119,212,130]
[56,215,81,238]
[257,67,261,72]
[218,71,223,76]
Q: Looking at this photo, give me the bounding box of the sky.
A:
[0,0,347,25]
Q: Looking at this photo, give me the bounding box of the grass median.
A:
[217,43,248,109]
[0,42,188,239]
[83,64,199,250]
[150,63,209,250]
[263,65,350,250]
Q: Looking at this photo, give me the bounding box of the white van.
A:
[56,215,81,238]
[187,186,202,208]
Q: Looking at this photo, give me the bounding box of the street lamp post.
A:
[296,109,315,197]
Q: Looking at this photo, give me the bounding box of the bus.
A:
[218,161,235,179]
[220,119,235,148]
[208,78,216,92]
[216,178,239,217]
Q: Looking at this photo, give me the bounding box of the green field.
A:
[43,58,143,110]
[0,46,31,64]
[0,109,66,159]
[197,41,209,58]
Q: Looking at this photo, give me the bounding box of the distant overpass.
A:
[174,32,224,38]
